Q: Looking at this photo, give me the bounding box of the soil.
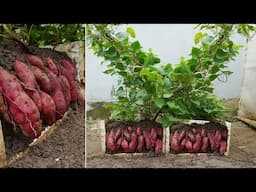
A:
[8,106,85,168]
[87,100,256,168]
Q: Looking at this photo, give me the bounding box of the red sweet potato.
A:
[115,127,122,140]
[62,59,77,79]
[221,129,228,140]
[127,126,133,133]
[188,131,195,143]
[107,135,115,152]
[58,75,71,107]
[155,139,162,154]
[27,90,42,112]
[193,133,202,153]
[201,128,206,137]
[46,70,61,91]
[143,130,151,150]
[109,129,115,139]
[116,137,122,151]
[150,127,157,147]
[185,140,193,152]
[180,138,187,151]
[60,66,79,101]
[0,67,22,100]
[192,128,197,134]
[157,127,163,139]
[208,132,216,152]
[131,131,136,138]
[0,91,12,124]
[31,66,51,93]
[214,129,222,148]
[51,89,67,119]
[201,137,209,152]
[136,127,142,136]
[27,54,45,69]
[171,136,180,153]
[121,139,129,152]
[123,130,131,142]
[178,129,186,141]
[40,91,56,125]
[219,140,227,155]
[46,57,58,75]
[136,135,144,152]
[129,134,138,152]
[13,60,37,88]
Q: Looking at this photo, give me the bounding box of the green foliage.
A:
[0,24,85,46]
[87,24,256,128]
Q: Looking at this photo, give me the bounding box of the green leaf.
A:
[103,68,114,74]
[222,71,233,75]
[209,74,218,81]
[191,47,202,58]
[131,41,141,51]
[153,97,165,108]
[216,49,227,59]
[116,63,125,70]
[134,67,142,72]
[126,27,135,38]
[194,32,208,44]
[195,72,203,79]
[163,93,173,98]
[159,116,173,128]
[210,65,220,74]
[167,101,180,110]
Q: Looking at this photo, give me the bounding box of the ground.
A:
[87,99,256,168]
[7,107,85,168]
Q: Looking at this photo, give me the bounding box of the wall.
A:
[87,24,246,102]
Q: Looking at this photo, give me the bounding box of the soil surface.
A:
[8,107,85,168]
[87,100,256,168]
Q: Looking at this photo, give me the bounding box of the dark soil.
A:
[8,107,85,168]
[170,122,227,132]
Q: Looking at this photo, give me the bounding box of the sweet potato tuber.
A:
[116,137,122,151]
[46,57,58,75]
[171,130,180,153]
[136,127,142,136]
[58,75,71,107]
[192,128,197,134]
[121,139,129,152]
[62,59,77,79]
[127,126,133,133]
[178,129,186,141]
[188,131,195,143]
[150,127,157,147]
[185,140,193,152]
[40,91,56,125]
[208,132,216,152]
[0,91,12,124]
[123,130,131,142]
[115,127,122,140]
[219,140,227,155]
[193,133,202,153]
[51,89,67,119]
[214,130,222,148]
[143,130,151,150]
[221,129,228,140]
[129,134,138,152]
[201,137,209,152]
[27,54,45,69]
[109,129,115,139]
[155,139,162,154]
[107,135,115,152]
[136,135,144,152]
[180,138,187,151]
[31,66,51,94]
[201,128,206,137]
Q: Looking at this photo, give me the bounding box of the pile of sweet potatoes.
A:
[169,123,228,155]
[106,126,163,154]
[0,44,84,139]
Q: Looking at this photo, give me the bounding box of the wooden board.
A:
[0,120,6,167]
[237,116,256,129]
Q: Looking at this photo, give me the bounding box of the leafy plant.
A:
[86,24,256,128]
[0,24,85,46]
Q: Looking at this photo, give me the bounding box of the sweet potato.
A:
[131,131,136,138]
[192,128,197,134]
[193,133,202,153]
[13,60,37,88]
[188,131,195,143]
[219,140,227,155]
[121,139,129,152]
[171,136,180,153]
[201,137,209,152]
[136,127,142,136]
[123,130,131,142]
[180,138,187,151]
[127,126,133,133]
[40,91,56,125]
[31,66,51,93]
[157,127,163,139]
[185,140,193,152]
[201,128,206,137]
[107,135,115,152]
[115,128,122,140]
[208,132,216,152]
[136,135,144,152]
[116,137,122,151]
[150,127,157,147]
[221,129,228,140]
[0,67,22,100]
[143,130,151,150]
[62,59,77,79]
[0,92,12,124]
[58,75,71,107]
[178,129,186,141]
[46,57,58,75]
[51,89,67,119]
[27,54,45,69]
[27,90,42,112]
[214,130,222,148]
[129,134,137,152]
[46,70,61,91]
[155,139,162,154]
